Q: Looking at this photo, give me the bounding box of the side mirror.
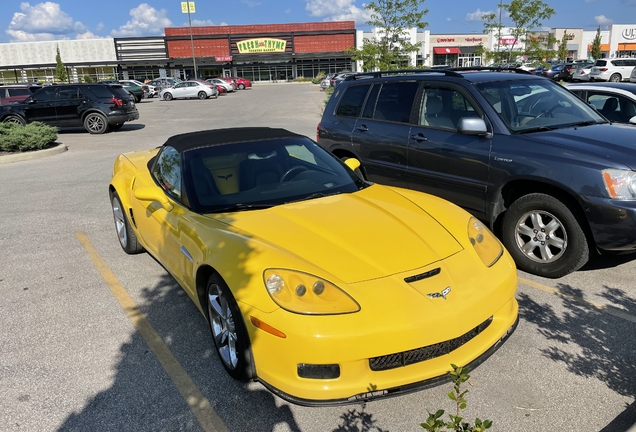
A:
[457,117,489,136]
[344,158,361,172]
[134,186,174,212]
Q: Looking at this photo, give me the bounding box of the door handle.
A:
[410,133,428,142]
[356,125,369,132]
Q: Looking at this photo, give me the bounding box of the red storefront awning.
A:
[433,47,461,54]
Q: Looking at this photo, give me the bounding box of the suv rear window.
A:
[87,85,115,98]
[595,60,607,67]
[111,87,131,99]
[335,84,370,117]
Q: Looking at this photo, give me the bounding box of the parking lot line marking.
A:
[75,232,229,432]
[519,276,636,324]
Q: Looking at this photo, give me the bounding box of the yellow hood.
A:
[208,185,463,284]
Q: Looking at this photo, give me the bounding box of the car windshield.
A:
[182,137,366,213]
[475,79,606,133]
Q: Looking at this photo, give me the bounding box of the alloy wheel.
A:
[86,114,106,133]
[514,210,567,263]
[207,284,238,370]
[111,196,127,248]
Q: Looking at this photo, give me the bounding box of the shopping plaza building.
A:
[1,21,636,84]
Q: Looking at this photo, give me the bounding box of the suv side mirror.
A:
[457,117,489,136]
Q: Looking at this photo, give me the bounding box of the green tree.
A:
[482,0,556,63]
[348,0,428,71]
[55,45,67,83]
[591,26,602,60]
[557,29,568,61]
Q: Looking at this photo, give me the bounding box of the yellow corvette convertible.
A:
[109,128,518,405]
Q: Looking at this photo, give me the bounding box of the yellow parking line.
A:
[75,232,228,432]
[519,276,636,324]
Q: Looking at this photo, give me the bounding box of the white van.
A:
[589,58,636,82]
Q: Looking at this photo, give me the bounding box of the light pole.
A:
[181,2,198,79]
[497,0,503,62]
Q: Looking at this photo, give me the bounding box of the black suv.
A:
[0,83,139,134]
[318,68,636,278]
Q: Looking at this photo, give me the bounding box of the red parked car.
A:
[226,76,252,90]
[0,84,42,105]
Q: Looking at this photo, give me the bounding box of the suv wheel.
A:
[2,115,26,125]
[609,73,622,82]
[84,113,108,134]
[502,193,589,278]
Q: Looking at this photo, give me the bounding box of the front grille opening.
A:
[297,363,340,379]
[369,316,493,371]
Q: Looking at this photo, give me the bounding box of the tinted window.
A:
[361,84,381,118]
[374,82,418,123]
[7,88,31,97]
[336,84,371,117]
[595,60,607,67]
[58,87,79,100]
[31,87,56,102]
[88,85,115,98]
[153,146,182,200]
[111,87,131,99]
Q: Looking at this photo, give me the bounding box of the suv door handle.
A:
[356,125,369,132]
[410,133,428,142]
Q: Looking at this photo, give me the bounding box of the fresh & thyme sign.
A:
[237,38,286,53]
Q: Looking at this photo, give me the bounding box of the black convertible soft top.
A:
[163,127,305,152]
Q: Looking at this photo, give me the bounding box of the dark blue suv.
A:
[317,68,636,278]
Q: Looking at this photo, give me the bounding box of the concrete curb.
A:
[0,143,67,165]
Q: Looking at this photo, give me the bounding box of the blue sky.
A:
[0,0,629,43]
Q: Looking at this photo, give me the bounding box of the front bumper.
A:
[244,250,519,404]
[581,195,636,252]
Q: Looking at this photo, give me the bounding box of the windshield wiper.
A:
[210,203,274,213]
[517,125,561,134]
[286,191,341,204]
[567,120,607,128]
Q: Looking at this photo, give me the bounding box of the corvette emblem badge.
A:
[427,286,451,300]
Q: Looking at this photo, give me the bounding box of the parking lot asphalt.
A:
[1,82,635,432]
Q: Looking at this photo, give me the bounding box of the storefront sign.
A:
[237,38,286,53]
[215,56,233,62]
[622,28,636,40]
[436,37,483,43]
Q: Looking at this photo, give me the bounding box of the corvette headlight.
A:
[602,169,636,200]
[468,217,503,267]
[263,269,360,315]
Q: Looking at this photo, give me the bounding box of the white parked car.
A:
[206,78,234,92]
[160,81,217,100]
[566,82,636,125]
[589,58,636,82]
[570,64,593,82]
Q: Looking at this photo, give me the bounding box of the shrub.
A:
[312,71,326,84]
[294,76,313,82]
[83,75,95,83]
[0,122,58,152]
[421,364,493,432]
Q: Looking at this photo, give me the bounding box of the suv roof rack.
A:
[448,66,534,75]
[346,69,465,80]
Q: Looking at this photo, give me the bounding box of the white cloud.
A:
[111,3,172,37]
[5,2,86,42]
[96,22,104,31]
[594,15,614,25]
[446,18,451,22]
[187,19,216,26]
[466,9,492,22]
[76,31,110,40]
[285,8,291,14]
[585,0,597,3]
[305,0,372,25]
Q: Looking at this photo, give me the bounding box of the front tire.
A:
[206,274,254,381]
[2,115,26,125]
[198,91,207,100]
[502,193,589,278]
[111,192,144,254]
[84,113,108,134]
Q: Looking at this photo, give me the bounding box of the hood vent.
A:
[404,267,441,283]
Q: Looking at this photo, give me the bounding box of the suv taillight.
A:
[316,122,321,143]
[109,97,124,107]
[599,68,608,72]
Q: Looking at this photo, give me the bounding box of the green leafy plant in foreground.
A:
[421,364,492,432]
[0,122,58,152]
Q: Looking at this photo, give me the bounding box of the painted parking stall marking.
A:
[75,231,228,432]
